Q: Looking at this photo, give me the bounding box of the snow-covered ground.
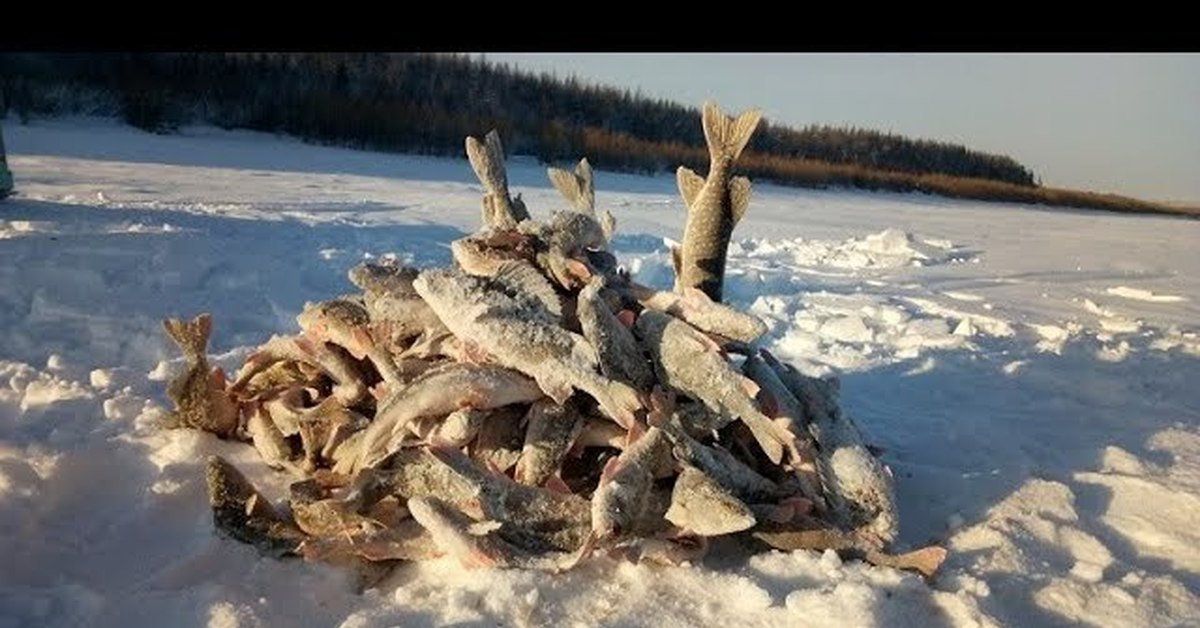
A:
[1,118,1197,627]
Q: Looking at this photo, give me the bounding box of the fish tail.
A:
[465,130,509,196]
[466,130,524,227]
[547,157,596,215]
[162,313,213,359]
[701,101,762,165]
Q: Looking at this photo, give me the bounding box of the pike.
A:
[161,313,239,438]
[635,310,793,464]
[589,427,670,542]
[352,363,544,472]
[408,497,575,571]
[204,455,305,558]
[665,465,757,536]
[414,264,642,427]
[624,280,767,345]
[425,447,592,553]
[742,352,825,506]
[674,101,762,302]
[652,409,780,502]
[760,350,899,546]
[347,262,447,348]
[297,298,404,387]
[514,398,586,488]
[577,277,654,391]
[232,334,367,406]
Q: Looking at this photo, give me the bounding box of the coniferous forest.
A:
[1,52,1192,216]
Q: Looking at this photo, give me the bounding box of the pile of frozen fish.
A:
[161,110,945,590]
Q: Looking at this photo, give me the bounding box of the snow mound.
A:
[735,228,969,271]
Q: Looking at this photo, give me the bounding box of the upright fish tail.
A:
[547,157,596,216]
[162,313,213,359]
[466,130,528,227]
[465,130,509,197]
[701,101,762,165]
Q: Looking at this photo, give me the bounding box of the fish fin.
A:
[210,366,228,389]
[676,166,704,209]
[599,210,617,243]
[626,419,646,445]
[575,158,595,207]
[730,176,752,225]
[536,372,574,405]
[646,388,674,427]
[565,258,592,282]
[467,131,518,227]
[544,474,572,495]
[562,530,599,571]
[162,313,213,358]
[599,456,622,485]
[595,382,642,430]
[348,327,373,361]
[701,101,762,164]
[669,243,683,280]
[870,545,948,580]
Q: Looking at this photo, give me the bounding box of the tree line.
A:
[1,52,1194,217]
[0,53,1035,183]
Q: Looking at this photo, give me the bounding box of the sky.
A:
[484,54,1200,205]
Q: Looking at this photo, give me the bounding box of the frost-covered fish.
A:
[466,130,529,229]
[353,363,543,472]
[743,353,825,505]
[424,447,592,553]
[246,404,299,472]
[408,497,574,571]
[414,264,642,427]
[589,427,669,542]
[625,281,766,345]
[470,404,528,475]
[233,334,366,406]
[760,350,898,546]
[653,410,780,502]
[297,298,403,386]
[162,313,239,438]
[410,407,488,448]
[514,398,585,488]
[205,455,304,558]
[577,277,654,391]
[635,310,792,464]
[665,465,757,536]
[451,229,539,277]
[347,262,447,347]
[298,518,439,564]
[674,101,762,301]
